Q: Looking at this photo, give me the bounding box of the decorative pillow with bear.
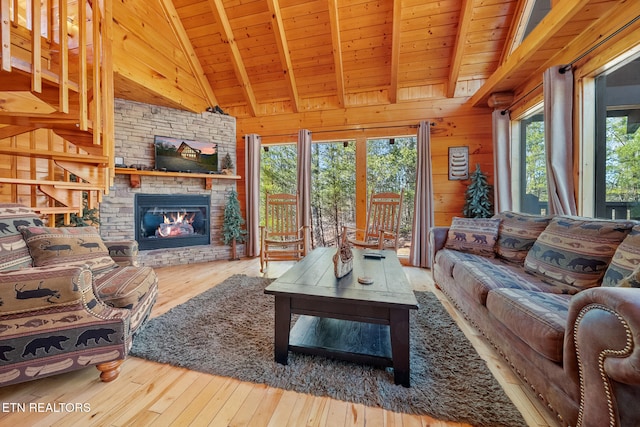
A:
[493,211,554,264]
[618,265,640,288]
[602,225,640,286]
[444,217,501,257]
[524,216,636,291]
[0,203,45,271]
[19,226,117,274]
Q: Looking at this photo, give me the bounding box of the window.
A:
[506,0,551,57]
[519,111,547,214]
[366,137,417,253]
[259,136,417,252]
[311,142,356,247]
[594,57,640,220]
[259,144,297,225]
[522,0,551,40]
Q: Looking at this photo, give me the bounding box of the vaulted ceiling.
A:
[111,0,636,119]
[113,0,519,117]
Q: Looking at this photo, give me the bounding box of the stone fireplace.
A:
[99,99,240,267]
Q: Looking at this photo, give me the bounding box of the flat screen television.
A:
[153,136,218,173]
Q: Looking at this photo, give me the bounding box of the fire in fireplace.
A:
[135,194,211,250]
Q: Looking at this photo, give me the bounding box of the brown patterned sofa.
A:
[431,213,640,427]
[0,203,157,385]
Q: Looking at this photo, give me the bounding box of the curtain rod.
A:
[253,122,434,140]
[501,15,640,114]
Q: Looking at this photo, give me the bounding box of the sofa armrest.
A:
[430,227,449,253]
[104,240,139,267]
[565,287,640,427]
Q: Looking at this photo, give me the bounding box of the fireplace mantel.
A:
[115,168,240,189]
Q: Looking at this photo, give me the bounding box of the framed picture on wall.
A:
[448,146,469,180]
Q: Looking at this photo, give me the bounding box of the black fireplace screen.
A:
[135,194,211,250]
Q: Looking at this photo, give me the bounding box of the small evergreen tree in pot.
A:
[463,164,494,218]
[222,189,247,260]
[221,153,234,174]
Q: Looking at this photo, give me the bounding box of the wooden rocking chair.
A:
[260,193,310,272]
[345,190,404,251]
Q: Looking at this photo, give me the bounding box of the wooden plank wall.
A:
[111,0,208,113]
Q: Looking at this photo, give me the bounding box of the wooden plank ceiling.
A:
[110,0,633,118]
[112,0,518,117]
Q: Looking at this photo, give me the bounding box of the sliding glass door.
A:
[594,57,640,220]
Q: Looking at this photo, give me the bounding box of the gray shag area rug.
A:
[131,274,526,426]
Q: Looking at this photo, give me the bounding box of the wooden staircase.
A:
[0,0,113,224]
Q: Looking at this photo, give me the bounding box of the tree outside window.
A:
[520,113,547,214]
[367,137,416,250]
[260,137,417,250]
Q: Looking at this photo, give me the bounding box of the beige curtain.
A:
[492,109,512,213]
[244,134,261,257]
[544,65,577,215]
[409,121,434,268]
[297,129,312,249]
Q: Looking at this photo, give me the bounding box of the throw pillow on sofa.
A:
[19,226,117,274]
[602,225,640,286]
[493,211,554,264]
[524,216,636,291]
[444,217,501,257]
[618,265,640,288]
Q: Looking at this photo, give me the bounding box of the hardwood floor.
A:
[0,257,560,426]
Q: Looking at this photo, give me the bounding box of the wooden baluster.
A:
[46,0,52,42]
[102,0,115,190]
[59,0,69,113]
[1,0,10,71]
[92,2,101,148]
[78,0,88,130]
[31,0,42,92]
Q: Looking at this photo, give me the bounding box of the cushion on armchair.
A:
[524,216,636,291]
[0,204,44,271]
[444,217,501,257]
[19,226,117,274]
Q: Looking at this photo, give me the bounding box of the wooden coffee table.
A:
[264,247,419,387]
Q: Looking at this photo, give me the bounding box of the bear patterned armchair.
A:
[0,203,158,386]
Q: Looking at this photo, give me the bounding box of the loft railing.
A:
[0,0,114,222]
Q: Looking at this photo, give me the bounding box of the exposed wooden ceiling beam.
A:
[389,0,401,103]
[469,0,591,107]
[327,0,345,108]
[160,0,218,111]
[207,0,258,116]
[447,0,473,98]
[266,0,299,113]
